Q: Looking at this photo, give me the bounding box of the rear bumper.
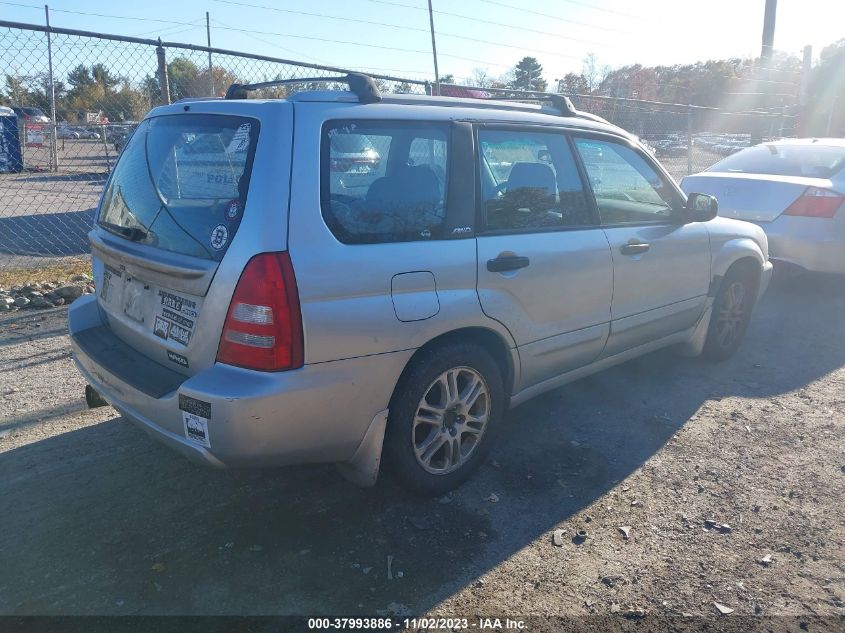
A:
[69,295,412,468]
[763,215,845,274]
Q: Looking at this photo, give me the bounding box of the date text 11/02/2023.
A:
[307,617,527,630]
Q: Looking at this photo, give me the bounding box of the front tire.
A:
[384,343,504,495]
[702,269,756,361]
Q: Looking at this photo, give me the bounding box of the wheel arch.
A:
[710,238,765,297]
[392,327,517,406]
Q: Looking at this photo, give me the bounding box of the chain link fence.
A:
[0,21,426,277]
[0,20,796,277]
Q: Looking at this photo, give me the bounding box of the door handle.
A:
[487,255,530,272]
[620,241,650,256]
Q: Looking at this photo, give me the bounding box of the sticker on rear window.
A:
[226,200,241,220]
[226,123,251,154]
[210,224,229,250]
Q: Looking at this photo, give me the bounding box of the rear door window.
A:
[321,120,449,244]
[98,114,259,261]
[478,129,593,231]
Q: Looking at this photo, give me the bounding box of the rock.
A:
[14,296,30,308]
[52,297,65,307]
[624,608,646,619]
[85,284,95,294]
[610,603,621,613]
[0,302,10,311]
[759,554,773,566]
[618,526,632,540]
[572,529,588,544]
[19,285,38,294]
[552,529,566,547]
[1,295,13,306]
[55,285,83,301]
[30,296,52,309]
[26,290,43,298]
[714,602,734,615]
[602,574,624,587]
[41,282,54,290]
[71,274,89,282]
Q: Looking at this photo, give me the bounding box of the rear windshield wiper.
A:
[100,221,148,242]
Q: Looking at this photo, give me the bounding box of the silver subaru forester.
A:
[69,74,772,494]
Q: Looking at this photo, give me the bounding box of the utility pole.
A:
[761,0,777,63]
[206,12,214,96]
[798,45,812,136]
[44,4,58,171]
[426,0,440,95]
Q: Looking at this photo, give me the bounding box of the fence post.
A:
[206,12,214,97]
[156,39,171,105]
[44,5,58,172]
[686,105,693,176]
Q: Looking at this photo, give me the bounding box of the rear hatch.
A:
[90,110,268,377]
[681,172,837,223]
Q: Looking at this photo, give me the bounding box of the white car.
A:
[683,139,845,274]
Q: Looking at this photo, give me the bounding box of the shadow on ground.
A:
[0,209,94,256]
[1,274,844,615]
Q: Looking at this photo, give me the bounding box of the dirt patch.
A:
[0,275,843,624]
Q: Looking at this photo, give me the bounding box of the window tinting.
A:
[708,143,845,179]
[98,114,258,261]
[322,121,449,244]
[478,130,591,231]
[574,138,680,224]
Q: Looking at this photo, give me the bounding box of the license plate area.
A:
[122,278,150,323]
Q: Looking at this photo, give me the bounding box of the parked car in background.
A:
[79,128,102,139]
[10,106,50,123]
[56,126,81,139]
[69,76,772,495]
[682,139,845,275]
[111,126,136,152]
[328,132,382,194]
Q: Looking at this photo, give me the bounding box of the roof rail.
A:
[225,72,382,103]
[434,83,579,117]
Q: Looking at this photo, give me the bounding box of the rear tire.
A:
[384,343,504,496]
[702,269,757,361]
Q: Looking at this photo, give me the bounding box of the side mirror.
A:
[686,192,718,222]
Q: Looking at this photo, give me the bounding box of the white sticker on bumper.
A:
[182,411,211,448]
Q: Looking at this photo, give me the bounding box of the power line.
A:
[478,0,643,21]
[0,1,201,27]
[362,0,637,36]
[213,0,587,60]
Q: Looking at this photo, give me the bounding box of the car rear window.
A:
[98,114,259,261]
[709,144,845,179]
[321,120,449,244]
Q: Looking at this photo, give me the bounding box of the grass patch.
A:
[0,258,92,289]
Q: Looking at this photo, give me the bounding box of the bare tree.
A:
[582,53,610,93]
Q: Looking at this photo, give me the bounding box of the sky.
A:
[2,0,843,85]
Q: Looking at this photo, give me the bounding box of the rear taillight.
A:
[783,187,844,218]
[217,252,303,371]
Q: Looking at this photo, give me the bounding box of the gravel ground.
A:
[0,274,843,628]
